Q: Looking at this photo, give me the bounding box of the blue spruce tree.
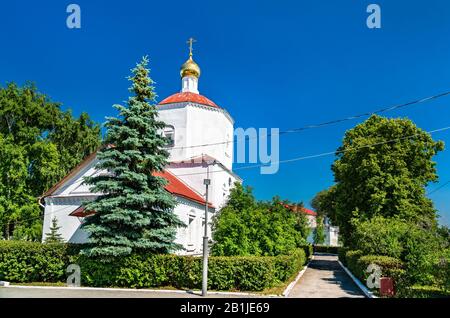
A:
[81,56,184,260]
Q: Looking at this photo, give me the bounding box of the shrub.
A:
[350,217,408,259]
[401,230,447,287]
[211,185,310,257]
[314,245,340,254]
[0,241,307,292]
[350,216,449,289]
[344,250,364,276]
[75,249,307,291]
[273,248,306,282]
[338,247,348,265]
[298,244,313,259]
[399,285,450,298]
[341,249,450,298]
[341,250,404,285]
[432,250,450,292]
[341,249,410,297]
[356,255,405,287]
[0,241,68,283]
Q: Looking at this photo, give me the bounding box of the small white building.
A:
[324,220,340,247]
[41,47,240,255]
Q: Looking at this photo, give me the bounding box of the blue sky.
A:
[1,0,449,225]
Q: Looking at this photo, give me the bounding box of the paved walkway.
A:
[288,253,365,298]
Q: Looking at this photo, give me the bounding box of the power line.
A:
[5,205,80,228]
[170,90,450,150]
[173,125,450,177]
[7,91,450,233]
[427,180,450,196]
[9,120,450,228]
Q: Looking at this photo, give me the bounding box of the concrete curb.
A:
[314,252,338,256]
[282,255,314,297]
[5,284,279,298]
[337,260,378,298]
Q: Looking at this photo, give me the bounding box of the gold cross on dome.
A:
[187,37,197,58]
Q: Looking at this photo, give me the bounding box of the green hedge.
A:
[339,249,450,298]
[313,245,340,254]
[0,241,69,283]
[298,244,313,259]
[75,248,306,291]
[0,241,306,291]
[341,249,404,284]
[400,285,450,298]
[338,247,348,265]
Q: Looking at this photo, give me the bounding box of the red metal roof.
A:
[302,208,317,216]
[159,92,220,109]
[69,169,213,218]
[70,206,95,217]
[153,170,213,208]
[283,204,317,217]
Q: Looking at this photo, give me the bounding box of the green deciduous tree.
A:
[331,115,444,245]
[313,216,326,245]
[80,57,184,260]
[311,186,337,225]
[211,183,309,256]
[0,82,101,240]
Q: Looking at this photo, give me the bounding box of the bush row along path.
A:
[288,253,366,298]
[0,254,365,298]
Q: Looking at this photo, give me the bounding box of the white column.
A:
[181,76,199,94]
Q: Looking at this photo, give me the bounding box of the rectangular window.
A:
[163,126,175,147]
[187,216,195,250]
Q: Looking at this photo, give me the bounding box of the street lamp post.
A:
[202,159,214,297]
[202,178,210,296]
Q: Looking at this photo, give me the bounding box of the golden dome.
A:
[180,56,201,78]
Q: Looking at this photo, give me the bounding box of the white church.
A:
[41,45,240,255]
[41,43,334,254]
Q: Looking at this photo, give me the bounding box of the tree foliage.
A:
[44,217,64,243]
[80,57,184,261]
[311,186,337,225]
[351,216,449,288]
[0,83,101,240]
[313,216,326,245]
[328,115,448,291]
[211,183,309,256]
[331,115,444,244]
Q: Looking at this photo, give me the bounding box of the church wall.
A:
[173,197,215,256]
[158,105,188,162]
[52,159,101,196]
[185,105,234,170]
[42,194,213,255]
[42,196,91,243]
[208,168,238,210]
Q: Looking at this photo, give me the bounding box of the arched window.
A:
[163,125,175,147]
